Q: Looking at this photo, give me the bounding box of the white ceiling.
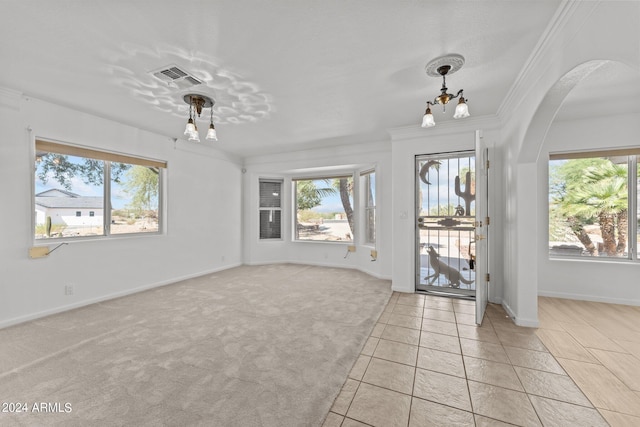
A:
[1,1,569,157]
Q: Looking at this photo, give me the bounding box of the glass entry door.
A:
[416,151,477,298]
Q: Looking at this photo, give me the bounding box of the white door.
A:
[475,130,489,325]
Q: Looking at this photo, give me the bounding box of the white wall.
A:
[242,141,392,279]
[389,120,503,300]
[0,90,244,328]
[537,113,640,305]
[499,0,640,325]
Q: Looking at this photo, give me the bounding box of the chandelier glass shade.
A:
[183,94,217,141]
[421,56,470,128]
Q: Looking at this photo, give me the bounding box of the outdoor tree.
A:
[122,166,159,215]
[550,158,628,256]
[36,153,129,190]
[296,178,354,236]
[296,179,336,210]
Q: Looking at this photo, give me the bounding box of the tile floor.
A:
[323,293,640,426]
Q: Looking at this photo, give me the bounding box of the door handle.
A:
[475,234,486,241]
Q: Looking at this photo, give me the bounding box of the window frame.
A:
[292,173,355,244]
[33,139,166,243]
[548,148,639,262]
[258,178,283,241]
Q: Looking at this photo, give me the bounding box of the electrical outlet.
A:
[221,255,225,262]
[64,285,74,296]
[347,245,356,252]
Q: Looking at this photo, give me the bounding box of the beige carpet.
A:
[0,264,391,427]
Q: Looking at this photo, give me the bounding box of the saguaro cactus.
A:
[455,171,475,215]
[45,216,52,237]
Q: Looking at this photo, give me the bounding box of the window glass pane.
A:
[295,177,353,242]
[260,210,281,239]
[364,172,376,244]
[549,156,629,258]
[260,181,281,208]
[34,153,105,239]
[111,162,160,234]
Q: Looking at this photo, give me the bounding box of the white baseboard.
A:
[538,290,640,306]
[0,263,242,330]
[244,260,392,281]
[500,301,539,328]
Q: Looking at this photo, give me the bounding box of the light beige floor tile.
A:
[528,395,608,427]
[372,339,418,366]
[396,295,425,308]
[416,347,465,378]
[413,368,472,412]
[463,356,524,391]
[459,338,509,364]
[599,409,640,427]
[495,329,548,352]
[362,357,415,394]
[377,312,391,324]
[392,304,424,317]
[381,324,420,345]
[422,308,456,323]
[346,382,411,427]
[612,338,640,360]
[536,329,599,363]
[474,414,519,426]
[456,323,500,344]
[455,313,477,326]
[453,304,475,315]
[503,345,565,375]
[468,381,542,426]
[558,357,640,416]
[322,411,345,427]
[422,318,459,337]
[341,418,370,427]
[370,323,385,338]
[386,313,422,330]
[331,378,360,415]
[514,366,591,406]
[419,331,461,354]
[424,299,454,312]
[361,337,379,356]
[348,355,371,381]
[589,348,640,391]
[409,397,474,427]
[560,322,627,352]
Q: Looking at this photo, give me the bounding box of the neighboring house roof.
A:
[35,189,103,209]
[36,188,81,198]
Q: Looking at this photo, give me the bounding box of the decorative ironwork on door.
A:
[416,151,476,298]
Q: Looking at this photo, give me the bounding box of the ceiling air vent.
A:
[151,65,202,89]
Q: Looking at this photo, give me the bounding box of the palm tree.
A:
[553,158,628,256]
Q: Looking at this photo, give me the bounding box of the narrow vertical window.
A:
[361,170,376,245]
[259,179,282,239]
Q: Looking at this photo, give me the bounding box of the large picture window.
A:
[361,170,376,245]
[259,179,282,239]
[34,140,165,240]
[549,149,639,260]
[293,176,354,242]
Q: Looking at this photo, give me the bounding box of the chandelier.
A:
[183,94,218,142]
[421,54,470,128]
